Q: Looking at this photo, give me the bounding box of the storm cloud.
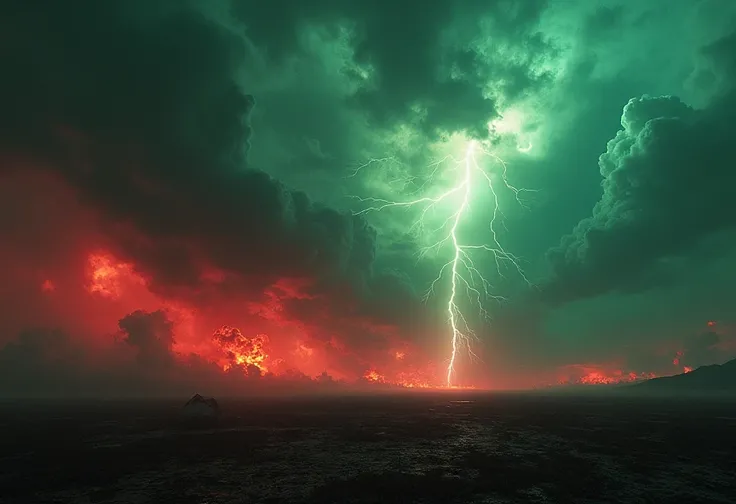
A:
[2,0,736,392]
[0,0,426,346]
[233,0,553,139]
[545,30,736,302]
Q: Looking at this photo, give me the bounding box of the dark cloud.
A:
[544,30,736,303]
[3,0,736,391]
[582,5,625,37]
[234,0,552,139]
[0,0,424,341]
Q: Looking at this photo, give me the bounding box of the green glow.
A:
[351,136,532,387]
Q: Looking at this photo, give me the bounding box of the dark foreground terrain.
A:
[1,393,735,504]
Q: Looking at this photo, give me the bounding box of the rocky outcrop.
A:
[630,359,736,395]
[181,394,221,423]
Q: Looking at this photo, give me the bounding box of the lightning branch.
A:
[349,139,533,387]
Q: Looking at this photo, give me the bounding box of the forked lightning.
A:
[351,139,532,387]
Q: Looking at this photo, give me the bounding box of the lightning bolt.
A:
[349,138,533,387]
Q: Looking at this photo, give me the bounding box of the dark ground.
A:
[1,393,735,504]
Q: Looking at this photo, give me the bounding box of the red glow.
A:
[558,364,657,386]
[673,350,684,366]
[358,359,441,388]
[86,253,143,299]
[3,169,472,392]
[19,245,727,392]
[71,249,453,388]
[394,370,433,389]
[294,341,314,359]
[16,162,721,393]
[579,370,645,385]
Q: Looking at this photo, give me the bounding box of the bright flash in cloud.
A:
[488,108,534,154]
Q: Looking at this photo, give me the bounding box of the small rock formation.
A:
[181,394,221,424]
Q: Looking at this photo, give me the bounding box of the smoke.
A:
[118,310,176,367]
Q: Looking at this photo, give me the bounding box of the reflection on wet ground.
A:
[1,393,735,503]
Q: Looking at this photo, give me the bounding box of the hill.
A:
[629,358,736,395]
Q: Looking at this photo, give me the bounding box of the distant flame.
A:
[579,371,640,385]
[362,364,439,388]
[213,325,269,373]
[395,371,432,388]
[559,365,656,386]
[364,369,385,383]
[41,279,55,293]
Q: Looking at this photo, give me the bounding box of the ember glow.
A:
[558,364,657,386]
[213,326,270,373]
[673,350,684,366]
[363,363,437,389]
[578,370,655,385]
[69,250,451,389]
[672,351,693,374]
[364,369,384,383]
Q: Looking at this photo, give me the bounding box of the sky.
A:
[1,0,736,396]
